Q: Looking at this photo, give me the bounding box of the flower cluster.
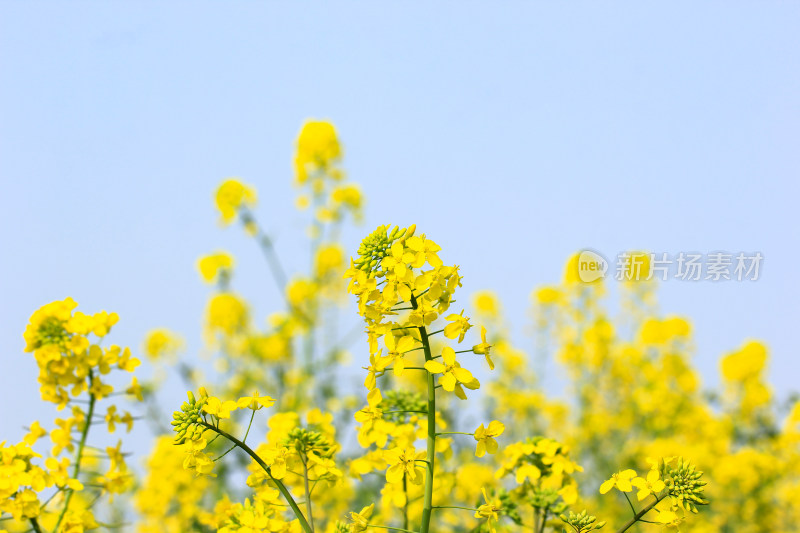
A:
[598,457,708,527]
[25,122,800,533]
[345,224,503,533]
[2,299,140,531]
[23,298,138,408]
[293,120,363,225]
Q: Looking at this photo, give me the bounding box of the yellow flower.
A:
[206,293,249,336]
[215,178,257,224]
[559,483,579,505]
[262,446,291,479]
[89,376,113,399]
[363,354,384,391]
[354,389,383,425]
[203,397,238,419]
[61,509,99,533]
[472,325,494,369]
[534,286,562,304]
[117,346,140,372]
[632,468,666,501]
[90,310,119,337]
[236,391,276,411]
[408,297,438,327]
[125,376,143,402]
[474,420,505,457]
[444,309,472,342]
[721,341,767,382]
[384,446,426,485]
[381,241,415,281]
[475,488,502,533]
[22,421,47,446]
[183,449,216,477]
[405,235,443,269]
[331,184,363,218]
[424,346,480,399]
[472,290,500,318]
[294,120,342,184]
[599,469,637,494]
[378,335,416,376]
[515,463,542,484]
[43,456,83,491]
[197,251,234,283]
[655,504,681,525]
[315,244,345,279]
[23,297,77,351]
[286,277,317,308]
[142,328,183,360]
[347,503,374,533]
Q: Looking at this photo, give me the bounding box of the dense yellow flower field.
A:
[4,122,798,533]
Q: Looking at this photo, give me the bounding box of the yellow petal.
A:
[441,372,457,392]
[441,346,456,366]
[424,361,446,374]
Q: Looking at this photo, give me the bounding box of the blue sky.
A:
[1,3,799,446]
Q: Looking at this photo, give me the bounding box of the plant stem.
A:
[623,492,637,516]
[54,376,97,533]
[537,507,549,533]
[242,408,256,443]
[403,473,409,531]
[240,207,313,328]
[30,518,43,533]
[240,207,289,290]
[302,454,315,532]
[369,526,417,533]
[414,295,436,533]
[614,494,664,533]
[200,422,313,533]
[216,409,257,462]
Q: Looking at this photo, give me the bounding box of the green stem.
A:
[623,492,637,516]
[216,409,256,462]
[201,422,313,533]
[30,518,43,533]
[240,207,313,328]
[54,377,97,533]
[432,505,478,511]
[369,526,417,533]
[614,493,664,533]
[301,454,315,532]
[537,507,549,533]
[403,473,409,531]
[414,295,436,533]
[240,207,289,290]
[242,408,256,443]
[435,431,472,436]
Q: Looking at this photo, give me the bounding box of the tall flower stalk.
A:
[346,225,495,533]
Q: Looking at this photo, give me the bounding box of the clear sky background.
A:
[1,2,799,450]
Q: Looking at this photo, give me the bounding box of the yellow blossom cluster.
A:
[11,121,799,533]
[293,120,363,226]
[2,299,141,532]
